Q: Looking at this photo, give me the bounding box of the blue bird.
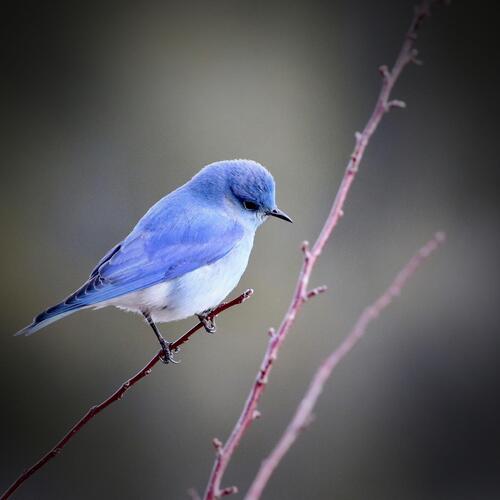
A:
[16,159,292,362]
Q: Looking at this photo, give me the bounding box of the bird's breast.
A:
[146,233,255,322]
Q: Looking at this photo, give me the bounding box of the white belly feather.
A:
[98,234,254,324]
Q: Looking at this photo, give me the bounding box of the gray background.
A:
[1,1,499,499]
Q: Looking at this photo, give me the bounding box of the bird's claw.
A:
[197,311,217,334]
[159,339,180,364]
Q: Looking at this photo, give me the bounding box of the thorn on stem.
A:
[411,48,423,65]
[306,285,328,300]
[252,409,262,420]
[213,437,223,452]
[219,486,239,497]
[388,99,407,109]
[301,240,313,261]
[257,370,269,385]
[378,64,390,80]
[268,327,276,338]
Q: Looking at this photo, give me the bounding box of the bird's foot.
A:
[197,309,216,334]
[158,338,180,364]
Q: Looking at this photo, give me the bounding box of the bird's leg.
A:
[142,312,179,364]
[197,308,216,334]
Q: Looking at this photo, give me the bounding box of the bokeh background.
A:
[1,1,499,499]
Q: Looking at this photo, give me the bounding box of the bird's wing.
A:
[93,210,244,301]
[18,202,244,335]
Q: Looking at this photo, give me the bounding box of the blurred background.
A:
[1,1,499,499]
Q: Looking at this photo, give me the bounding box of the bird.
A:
[16,159,292,363]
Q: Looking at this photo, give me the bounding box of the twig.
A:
[203,2,442,498]
[245,233,445,499]
[0,289,253,500]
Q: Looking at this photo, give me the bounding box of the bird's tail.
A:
[15,301,87,336]
[15,303,77,336]
[14,279,101,336]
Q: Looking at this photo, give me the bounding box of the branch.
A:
[245,233,445,499]
[203,2,443,498]
[0,289,253,500]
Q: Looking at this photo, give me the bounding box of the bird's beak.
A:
[266,207,293,223]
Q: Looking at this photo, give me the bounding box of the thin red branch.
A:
[0,289,253,500]
[245,233,445,499]
[203,2,442,498]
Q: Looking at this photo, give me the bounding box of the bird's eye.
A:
[243,201,259,211]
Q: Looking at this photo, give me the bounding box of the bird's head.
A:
[190,159,292,228]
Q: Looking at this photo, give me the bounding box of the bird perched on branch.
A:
[16,159,292,362]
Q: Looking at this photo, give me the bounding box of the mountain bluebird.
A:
[16,159,292,362]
